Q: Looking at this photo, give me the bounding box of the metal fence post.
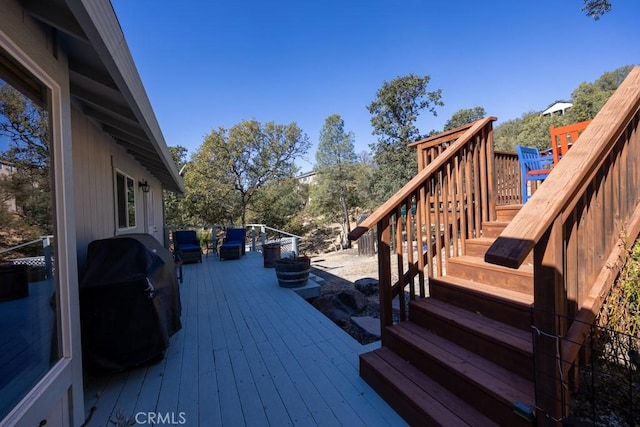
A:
[43,236,52,279]
[292,237,299,256]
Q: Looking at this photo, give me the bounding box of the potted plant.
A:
[274,253,310,288]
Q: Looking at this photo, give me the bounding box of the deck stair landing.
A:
[360,209,537,426]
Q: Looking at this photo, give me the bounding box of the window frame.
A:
[115,169,137,230]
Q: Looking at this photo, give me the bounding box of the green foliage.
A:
[0,81,53,241]
[567,65,634,122]
[367,74,443,204]
[443,106,486,131]
[494,112,567,152]
[249,178,308,231]
[493,66,633,153]
[313,115,360,248]
[186,119,310,225]
[582,0,612,20]
[163,145,189,226]
[316,114,356,168]
[599,237,640,337]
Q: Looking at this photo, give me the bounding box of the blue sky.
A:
[111,0,639,172]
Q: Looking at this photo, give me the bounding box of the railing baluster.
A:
[395,206,406,322]
[416,184,427,298]
[425,180,434,280]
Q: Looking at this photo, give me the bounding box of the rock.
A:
[351,316,381,337]
[336,289,368,313]
[354,277,379,296]
[312,289,369,325]
[311,295,352,324]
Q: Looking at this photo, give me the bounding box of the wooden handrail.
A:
[484,66,640,422]
[407,121,476,148]
[348,116,497,331]
[349,116,497,241]
[485,67,640,268]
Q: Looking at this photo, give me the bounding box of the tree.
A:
[0,82,52,235]
[493,65,633,152]
[443,106,487,131]
[189,119,310,225]
[494,112,566,152]
[567,65,633,122]
[249,178,308,232]
[163,145,189,226]
[367,74,443,204]
[582,0,612,20]
[313,114,358,249]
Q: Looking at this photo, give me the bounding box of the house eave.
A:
[20,0,185,193]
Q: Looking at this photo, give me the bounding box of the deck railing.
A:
[349,116,498,330]
[167,224,302,256]
[0,235,54,279]
[494,150,521,205]
[485,66,640,424]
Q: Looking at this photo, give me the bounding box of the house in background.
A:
[541,101,573,116]
[0,0,183,425]
[296,170,317,185]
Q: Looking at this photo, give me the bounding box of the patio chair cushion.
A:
[172,230,202,263]
[219,242,242,260]
[223,228,246,256]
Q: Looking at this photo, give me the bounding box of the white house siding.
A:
[71,106,165,271]
[1,1,180,425]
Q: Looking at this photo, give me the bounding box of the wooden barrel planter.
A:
[0,263,29,301]
[274,257,310,288]
[263,243,281,268]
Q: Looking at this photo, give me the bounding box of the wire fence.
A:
[532,311,640,426]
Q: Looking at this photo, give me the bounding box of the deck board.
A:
[84,252,406,426]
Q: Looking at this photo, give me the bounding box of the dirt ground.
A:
[310,248,380,287]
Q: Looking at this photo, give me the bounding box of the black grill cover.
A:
[80,233,181,373]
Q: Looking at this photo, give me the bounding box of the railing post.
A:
[378,217,392,343]
[292,237,299,256]
[533,216,567,426]
[485,124,497,221]
[43,236,52,279]
[251,226,256,252]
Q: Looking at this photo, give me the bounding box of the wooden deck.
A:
[83,252,406,426]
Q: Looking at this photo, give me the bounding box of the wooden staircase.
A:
[360,205,537,426]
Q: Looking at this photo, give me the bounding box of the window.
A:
[0,47,60,420]
[116,170,136,229]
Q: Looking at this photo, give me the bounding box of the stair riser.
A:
[495,206,521,222]
[428,280,532,330]
[359,356,439,426]
[482,223,507,238]
[409,308,534,381]
[465,241,533,263]
[385,331,530,426]
[446,261,532,294]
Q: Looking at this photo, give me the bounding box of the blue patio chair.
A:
[516,144,554,203]
[172,230,202,263]
[219,228,246,260]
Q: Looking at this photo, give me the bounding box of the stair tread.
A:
[362,348,500,427]
[467,237,497,246]
[483,220,511,226]
[496,204,523,211]
[411,298,533,355]
[391,322,535,407]
[431,275,533,305]
[449,255,534,275]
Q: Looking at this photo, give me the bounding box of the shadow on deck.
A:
[83,252,405,426]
